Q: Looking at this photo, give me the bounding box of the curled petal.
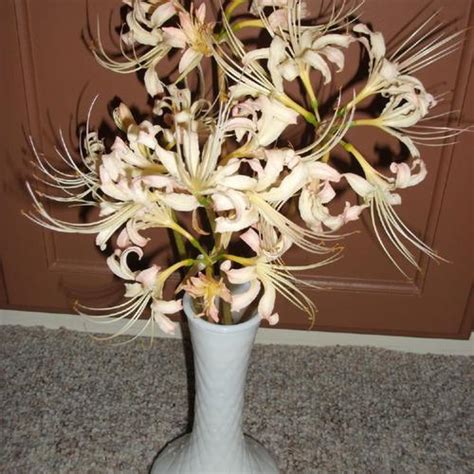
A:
[240,228,261,254]
[152,310,178,335]
[162,27,187,48]
[153,298,183,314]
[344,173,374,198]
[161,192,199,211]
[390,159,427,188]
[136,264,160,290]
[231,279,261,312]
[308,162,341,182]
[178,48,202,75]
[144,64,164,97]
[151,2,177,28]
[222,263,258,285]
[258,281,276,321]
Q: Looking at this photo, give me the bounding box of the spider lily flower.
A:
[162,3,215,79]
[349,19,463,108]
[243,6,353,93]
[213,11,275,97]
[230,95,299,146]
[352,91,466,159]
[29,97,105,206]
[77,246,186,340]
[343,143,440,274]
[29,130,103,206]
[182,273,232,323]
[221,227,341,326]
[299,163,367,232]
[92,1,178,96]
[250,0,309,30]
[154,97,256,202]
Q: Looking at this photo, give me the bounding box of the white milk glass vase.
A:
[151,290,279,474]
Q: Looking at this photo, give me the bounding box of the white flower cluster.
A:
[27,0,463,339]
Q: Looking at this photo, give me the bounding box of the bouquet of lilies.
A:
[26,0,463,340]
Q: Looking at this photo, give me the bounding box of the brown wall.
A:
[1,0,472,338]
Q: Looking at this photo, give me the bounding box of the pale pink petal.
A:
[144,66,163,97]
[152,298,183,314]
[162,27,187,49]
[117,227,132,249]
[262,162,307,202]
[178,48,202,74]
[220,175,257,191]
[150,2,176,28]
[214,208,259,233]
[141,175,176,189]
[258,281,276,321]
[231,279,261,312]
[209,299,220,323]
[342,201,367,223]
[136,265,159,290]
[240,228,261,254]
[344,173,374,198]
[153,311,178,335]
[161,192,199,211]
[195,3,206,23]
[303,50,332,84]
[266,313,279,325]
[318,181,336,204]
[126,220,150,247]
[308,162,341,182]
[124,282,142,298]
[212,192,234,212]
[224,265,258,285]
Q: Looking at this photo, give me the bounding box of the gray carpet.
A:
[1,325,473,473]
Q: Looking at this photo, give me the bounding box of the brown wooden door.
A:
[1,0,472,338]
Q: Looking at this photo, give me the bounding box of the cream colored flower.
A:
[77,246,184,340]
[182,273,232,322]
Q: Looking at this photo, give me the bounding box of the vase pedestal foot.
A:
[151,433,279,474]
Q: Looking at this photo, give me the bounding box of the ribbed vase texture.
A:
[151,294,279,473]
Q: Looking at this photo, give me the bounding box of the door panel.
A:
[1,0,472,337]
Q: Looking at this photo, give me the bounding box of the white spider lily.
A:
[92,1,178,96]
[231,95,298,146]
[299,163,367,232]
[162,3,214,78]
[77,246,185,341]
[352,91,466,159]
[214,11,299,109]
[344,144,440,274]
[350,19,463,108]
[243,7,352,92]
[154,97,255,200]
[182,273,232,323]
[250,0,309,30]
[221,228,341,325]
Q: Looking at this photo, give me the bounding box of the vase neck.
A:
[186,311,259,450]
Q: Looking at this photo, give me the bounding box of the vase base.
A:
[151,433,279,474]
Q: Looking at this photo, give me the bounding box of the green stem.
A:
[278,94,318,126]
[224,0,246,19]
[170,211,187,261]
[299,68,321,122]
[341,141,374,176]
[171,223,211,263]
[156,259,195,294]
[222,254,257,266]
[221,300,233,325]
[217,19,265,42]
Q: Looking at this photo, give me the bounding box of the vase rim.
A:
[183,293,261,334]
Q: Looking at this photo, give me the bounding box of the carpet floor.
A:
[1,325,473,473]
